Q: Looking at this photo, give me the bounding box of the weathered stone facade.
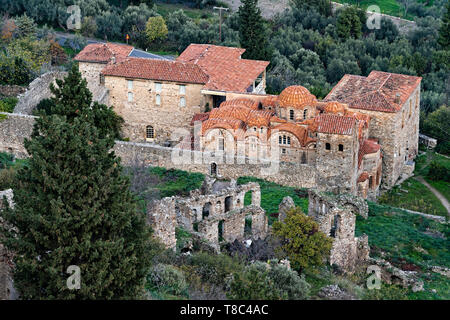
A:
[308,189,369,273]
[0,85,26,98]
[147,176,268,251]
[0,189,17,300]
[105,75,204,143]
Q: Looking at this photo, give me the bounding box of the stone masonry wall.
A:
[0,85,26,98]
[105,75,204,144]
[0,113,317,189]
[13,72,68,115]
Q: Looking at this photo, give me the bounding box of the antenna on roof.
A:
[213,6,229,43]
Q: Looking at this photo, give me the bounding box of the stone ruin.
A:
[0,189,17,300]
[148,176,268,252]
[307,190,370,273]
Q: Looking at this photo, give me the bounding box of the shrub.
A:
[427,160,450,182]
[0,97,19,113]
[0,167,16,190]
[272,207,333,272]
[147,264,188,297]
[227,261,310,300]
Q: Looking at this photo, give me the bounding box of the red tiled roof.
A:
[191,112,210,126]
[324,71,421,113]
[220,98,260,110]
[278,86,317,109]
[177,44,269,92]
[101,57,209,84]
[357,172,369,183]
[316,114,356,135]
[74,42,134,63]
[271,123,316,147]
[201,118,246,136]
[358,139,381,168]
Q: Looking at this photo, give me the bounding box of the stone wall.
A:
[105,75,205,144]
[0,112,36,158]
[308,189,369,273]
[13,72,68,115]
[0,85,26,98]
[146,177,268,251]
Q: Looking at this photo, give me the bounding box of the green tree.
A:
[238,0,272,61]
[37,64,124,139]
[422,105,450,155]
[272,207,333,272]
[145,16,168,45]
[438,1,450,50]
[0,113,152,299]
[14,13,37,38]
[336,6,363,39]
[290,0,332,16]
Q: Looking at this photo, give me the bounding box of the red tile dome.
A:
[278,85,316,109]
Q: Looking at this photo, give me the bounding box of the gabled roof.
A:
[316,114,357,136]
[101,57,209,84]
[74,43,134,63]
[177,44,269,92]
[324,71,421,113]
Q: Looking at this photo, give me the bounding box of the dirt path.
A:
[415,176,450,217]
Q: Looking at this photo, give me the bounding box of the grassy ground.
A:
[378,177,448,217]
[155,1,215,20]
[237,176,309,224]
[334,0,428,20]
[356,201,449,299]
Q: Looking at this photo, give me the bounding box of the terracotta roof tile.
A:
[357,172,369,183]
[316,114,357,135]
[177,44,269,92]
[191,112,210,126]
[74,42,134,63]
[101,57,209,84]
[358,139,381,168]
[324,71,421,113]
[220,98,260,110]
[278,86,317,109]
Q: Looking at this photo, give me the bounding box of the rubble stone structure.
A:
[0,189,16,300]
[148,176,268,251]
[307,189,370,273]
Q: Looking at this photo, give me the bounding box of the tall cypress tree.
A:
[238,0,272,61]
[438,2,450,50]
[0,110,151,299]
[37,64,124,140]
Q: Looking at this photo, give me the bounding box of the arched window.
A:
[338,144,344,152]
[155,94,161,106]
[210,163,217,175]
[283,135,287,144]
[287,136,291,145]
[279,136,282,144]
[303,109,308,119]
[289,110,294,120]
[146,126,154,139]
[325,143,331,150]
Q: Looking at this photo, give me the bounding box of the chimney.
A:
[111,55,116,64]
[394,93,401,104]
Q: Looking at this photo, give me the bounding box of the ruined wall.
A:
[13,72,68,115]
[147,197,177,249]
[0,112,35,158]
[105,76,204,144]
[308,189,369,273]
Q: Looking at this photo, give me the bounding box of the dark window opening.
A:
[289,110,294,120]
[225,196,233,212]
[210,163,217,175]
[330,215,340,238]
[218,220,224,242]
[202,202,211,219]
[325,143,331,150]
[338,144,344,152]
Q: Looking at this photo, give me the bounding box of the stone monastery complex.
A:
[74,42,422,200]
